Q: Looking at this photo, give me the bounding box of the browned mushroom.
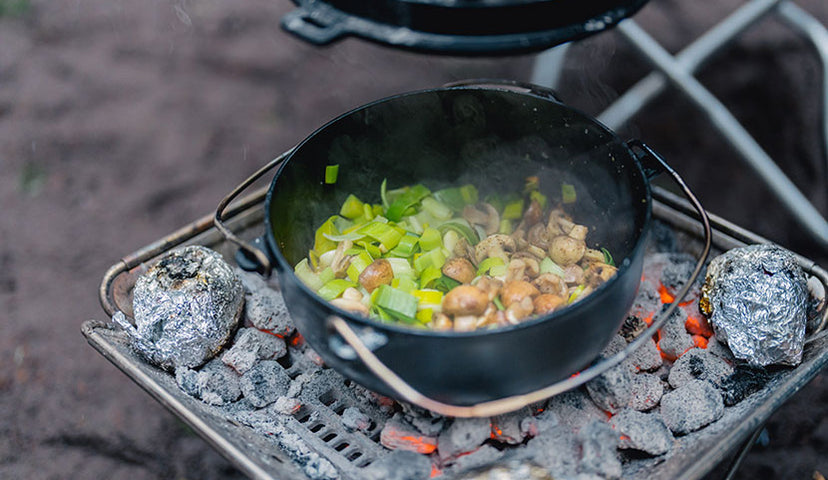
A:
[533,294,566,314]
[358,258,394,293]
[442,257,476,284]
[475,234,516,264]
[584,263,618,287]
[527,223,553,249]
[442,285,490,316]
[475,276,503,302]
[533,273,567,296]
[330,298,370,315]
[506,296,535,323]
[500,280,540,308]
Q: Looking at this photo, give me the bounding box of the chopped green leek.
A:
[412,289,443,307]
[380,178,390,210]
[386,257,415,278]
[421,197,452,220]
[493,296,505,311]
[356,240,382,259]
[601,247,615,267]
[346,251,374,282]
[325,165,339,184]
[418,266,442,288]
[562,183,577,204]
[318,279,356,301]
[568,284,586,304]
[294,259,322,291]
[433,185,478,212]
[313,216,340,255]
[318,267,335,285]
[413,248,446,274]
[388,234,419,258]
[391,276,418,293]
[385,184,431,222]
[502,199,524,220]
[529,190,548,209]
[416,308,434,324]
[362,203,374,221]
[323,231,365,242]
[436,221,479,246]
[431,275,461,293]
[499,219,513,235]
[373,285,418,322]
[358,221,404,250]
[339,194,364,219]
[540,257,565,277]
[477,256,505,276]
[419,227,442,252]
[489,264,508,277]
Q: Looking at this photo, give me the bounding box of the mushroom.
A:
[330,298,370,315]
[474,234,516,264]
[442,285,489,316]
[506,296,534,324]
[331,240,354,278]
[583,248,606,264]
[454,315,478,332]
[511,254,540,278]
[500,280,540,308]
[533,294,566,314]
[475,276,503,302]
[533,273,567,296]
[442,257,476,284]
[453,237,477,265]
[569,224,589,241]
[563,265,585,285]
[549,235,586,266]
[358,258,394,293]
[527,223,553,250]
[506,259,526,283]
[341,287,364,302]
[518,198,544,230]
[584,263,618,287]
[463,203,500,235]
[432,313,453,331]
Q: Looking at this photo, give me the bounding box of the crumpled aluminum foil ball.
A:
[114,245,244,371]
[700,244,808,367]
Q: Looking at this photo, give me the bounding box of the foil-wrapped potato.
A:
[114,245,243,370]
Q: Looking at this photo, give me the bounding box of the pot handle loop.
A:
[443,78,563,103]
[331,142,712,418]
[214,150,293,277]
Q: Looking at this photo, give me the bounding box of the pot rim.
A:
[264,84,653,338]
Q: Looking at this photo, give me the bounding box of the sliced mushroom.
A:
[569,225,589,241]
[584,263,618,288]
[454,315,478,332]
[583,248,606,264]
[432,313,453,331]
[443,285,489,316]
[331,240,354,278]
[527,223,553,250]
[475,234,516,264]
[506,259,526,283]
[358,258,394,293]
[341,287,364,302]
[453,237,477,265]
[500,280,540,308]
[475,276,503,302]
[463,203,500,235]
[520,199,544,228]
[442,257,476,284]
[563,265,585,285]
[330,298,370,315]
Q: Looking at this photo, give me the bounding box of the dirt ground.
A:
[0,0,826,479]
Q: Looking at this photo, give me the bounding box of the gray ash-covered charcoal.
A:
[523,423,580,476]
[115,245,244,370]
[401,404,446,437]
[437,417,492,461]
[547,389,606,432]
[363,449,432,480]
[705,335,736,362]
[657,307,695,360]
[450,445,504,472]
[341,407,372,432]
[719,365,771,406]
[238,269,295,336]
[239,360,292,408]
[175,359,241,406]
[577,420,622,479]
[221,327,287,374]
[668,348,734,389]
[380,413,438,454]
[661,253,701,300]
[660,379,724,435]
[700,244,810,367]
[610,409,673,456]
[628,373,664,412]
[586,363,633,414]
[627,338,663,373]
[491,407,533,444]
[452,459,554,480]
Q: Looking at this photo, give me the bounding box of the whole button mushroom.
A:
[443,285,489,316]
[534,294,566,314]
[549,235,586,266]
[501,280,540,308]
[359,259,394,293]
[442,257,476,284]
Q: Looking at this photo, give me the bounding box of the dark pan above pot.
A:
[281,0,650,55]
[216,80,710,416]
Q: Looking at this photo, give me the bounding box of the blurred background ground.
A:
[0,0,826,478]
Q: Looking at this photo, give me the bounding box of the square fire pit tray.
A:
[82,186,828,480]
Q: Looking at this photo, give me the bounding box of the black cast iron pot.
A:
[217,80,710,416]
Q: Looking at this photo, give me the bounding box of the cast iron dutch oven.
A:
[217,80,710,416]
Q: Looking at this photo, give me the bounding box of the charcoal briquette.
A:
[719,365,771,406]
[668,348,733,389]
[363,449,432,480]
[628,373,664,412]
[239,360,292,408]
[660,379,724,435]
[221,327,287,374]
[437,417,492,461]
[341,407,372,432]
[237,269,295,336]
[610,409,673,456]
[577,420,622,479]
[175,358,242,406]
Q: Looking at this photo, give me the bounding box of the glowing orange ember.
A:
[380,427,438,454]
[290,332,305,347]
[692,335,709,349]
[430,464,443,478]
[685,314,714,338]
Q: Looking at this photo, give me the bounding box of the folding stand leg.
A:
[529,0,828,247]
